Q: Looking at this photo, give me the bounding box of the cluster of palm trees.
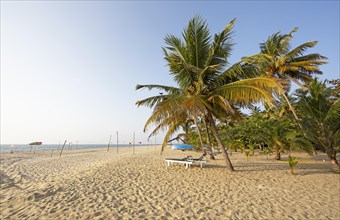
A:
[136,16,339,171]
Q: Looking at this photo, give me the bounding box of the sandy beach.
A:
[0,146,339,219]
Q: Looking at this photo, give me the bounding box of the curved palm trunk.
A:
[275,147,281,160]
[207,112,234,171]
[323,136,340,171]
[193,117,205,150]
[284,75,309,91]
[281,92,299,121]
[326,146,339,167]
[319,126,340,171]
[203,115,215,160]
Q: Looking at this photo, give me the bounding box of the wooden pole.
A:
[107,135,112,152]
[59,140,67,157]
[133,132,135,155]
[154,135,156,151]
[116,131,119,154]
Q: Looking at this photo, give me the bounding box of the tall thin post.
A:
[116,131,119,154]
[107,135,112,152]
[59,140,67,157]
[133,132,135,155]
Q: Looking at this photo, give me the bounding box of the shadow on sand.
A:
[204,157,335,175]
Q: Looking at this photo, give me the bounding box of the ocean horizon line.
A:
[0,143,160,153]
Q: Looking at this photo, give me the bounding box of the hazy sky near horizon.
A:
[1,1,339,144]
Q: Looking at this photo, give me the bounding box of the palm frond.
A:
[241,54,273,76]
[260,31,292,55]
[182,95,209,116]
[163,34,198,87]
[183,16,211,69]
[136,95,164,108]
[215,77,284,107]
[143,98,187,132]
[207,95,234,114]
[160,123,178,154]
[285,41,317,59]
[215,62,245,85]
[291,53,328,63]
[325,98,340,133]
[205,18,236,68]
[136,84,181,93]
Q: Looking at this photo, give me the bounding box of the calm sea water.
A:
[0,144,152,153]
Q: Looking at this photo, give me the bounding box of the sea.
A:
[0,144,154,153]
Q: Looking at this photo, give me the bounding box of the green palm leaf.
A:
[325,98,340,133]
[215,77,284,107]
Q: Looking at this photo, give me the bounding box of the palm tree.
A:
[246,28,327,87]
[243,28,327,119]
[136,16,286,171]
[295,79,340,171]
[264,116,312,160]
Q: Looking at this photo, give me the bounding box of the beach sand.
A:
[0,146,339,219]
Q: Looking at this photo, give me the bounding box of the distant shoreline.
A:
[0,144,158,153]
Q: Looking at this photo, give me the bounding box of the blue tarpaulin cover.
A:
[171,144,194,150]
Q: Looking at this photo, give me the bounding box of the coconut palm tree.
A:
[136,16,285,171]
[295,79,340,170]
[243,28,327,120]
[264,116,313,160]
[245,28,327,87]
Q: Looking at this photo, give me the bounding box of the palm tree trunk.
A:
[203,115,215,160]
[281,92,299,121]
[207,112,234,171]
[320,127,339,171]
[274,141,281,160]
[325,144,340,171]
[275,148,281,160]
[193,117,205,150]
[284,75,309,91]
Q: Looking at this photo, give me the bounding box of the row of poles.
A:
[22,131,157,157]
[58,131,123,157]
[56,131,121,157]
[106,132,157,155]
[106,131,122,154]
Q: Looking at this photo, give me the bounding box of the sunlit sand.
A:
[0,147,339,219]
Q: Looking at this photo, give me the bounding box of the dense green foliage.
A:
[295,79,340,166]
[136,16,338,170]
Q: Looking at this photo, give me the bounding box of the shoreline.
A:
[1,148,339,219]
[0,144,160,154]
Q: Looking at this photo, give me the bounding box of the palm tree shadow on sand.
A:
[204,157,337,175]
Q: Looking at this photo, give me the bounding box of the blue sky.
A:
[1,1,339,144]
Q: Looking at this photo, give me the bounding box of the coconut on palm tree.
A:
[136,16,286,171]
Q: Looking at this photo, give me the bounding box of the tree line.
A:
[136,16,339,172]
